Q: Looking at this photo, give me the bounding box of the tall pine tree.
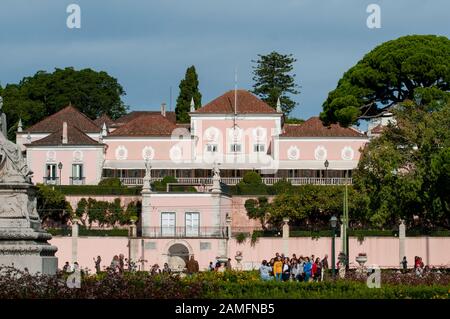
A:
[175,66,202,123]
[251,52,300,114]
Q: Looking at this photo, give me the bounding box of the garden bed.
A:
[0,268,448,299]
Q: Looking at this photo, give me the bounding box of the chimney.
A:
[17,118,23,132]
[161,103,166,117]
[62,122,68,144]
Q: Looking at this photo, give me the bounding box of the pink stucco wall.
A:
[66,194,265,229]
[276,139,367,161]
[193,118,279,156]
[50,236,450,271]
[145,193,231,229]
[105,139,192,161]
[27,147,103,185]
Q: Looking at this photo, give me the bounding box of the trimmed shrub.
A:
[58,185,142,196]
[98,178,122,187]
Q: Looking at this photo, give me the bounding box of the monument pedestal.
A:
[0,184,58,275]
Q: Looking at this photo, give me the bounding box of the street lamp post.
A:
[58,162,63,185]
[324,159,329,180]
[330,215,337,278]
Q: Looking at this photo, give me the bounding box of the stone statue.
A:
[0,97,57,274]
[211,162,221,193]
[212,162,220,179]
[144,159,152,179]
[142,159,152,191]
[0,101,33,184]
[0,97,7,137]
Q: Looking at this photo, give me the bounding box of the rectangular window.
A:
[230,144,242,153]
[72,164,83,179]
[206,144,218,152]
[161,212,176,237]
[185,212,199,237]
[253,144,265,152]
[46,164,57,179]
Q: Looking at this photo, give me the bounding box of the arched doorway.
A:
[167,243,190,272]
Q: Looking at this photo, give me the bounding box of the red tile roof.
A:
[26,105,100,133]
[195,90,278,114]
[281,117,365,138]
[108,114,179,137]
[29,124,101,146]
[94,114,115,127]
[113,111,176,127]
[370,124,385,134]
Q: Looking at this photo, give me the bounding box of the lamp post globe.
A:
[330,215,337,228]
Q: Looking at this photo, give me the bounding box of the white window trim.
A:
[253,143,266,153]
[206,143,218,153]
[229,143,242,153]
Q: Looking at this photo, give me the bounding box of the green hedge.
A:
[206,281,449,299]
[58,185,142,196]
[47,226,128,237]
[253,229,450,238]
[1,269,448,299]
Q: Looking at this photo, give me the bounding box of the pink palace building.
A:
[17,90,369,186]
[15,90,373,268]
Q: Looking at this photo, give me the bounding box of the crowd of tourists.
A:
[60,253,430,278]
[259,252,329,282]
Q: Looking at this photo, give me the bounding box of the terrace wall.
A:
[50,236,450,271]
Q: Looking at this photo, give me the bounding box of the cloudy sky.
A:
[0,0,449,120]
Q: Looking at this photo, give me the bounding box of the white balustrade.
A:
[113,176,352,186]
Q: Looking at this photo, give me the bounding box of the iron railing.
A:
[43,177,60,185]
[141,226,228,238]
[70,177,86,185]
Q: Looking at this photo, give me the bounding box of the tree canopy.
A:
[251,51,300,114]
[0,67,127,139]
[320,35,450,127]
[175,66,202,123]
[353,97,450,229]
[244,183,368,229]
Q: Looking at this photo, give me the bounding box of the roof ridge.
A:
[196,90,277,114]
[109,113,177,136]
[26,104,101,133]
[68,123,100,144]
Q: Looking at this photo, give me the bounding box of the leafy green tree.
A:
[98,178,122,187]
[75,198,89,226]
[320,35,450,126]
[86,198,110,228]
[175,66,202,123]
[236,172,267,195]
[109,198,124,225]
[1,67,127,139]
[251,51,300,114]
[284,117,304,124]
[271,179,294,194]
[36,184,72,224]
[354,99,450,228]
[244,197,270,229]
[124,201,140,224]
[266,185,367,227]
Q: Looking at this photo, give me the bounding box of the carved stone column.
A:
[0,184,58,274]
[399,220,406,265]
[71,219,79,265]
